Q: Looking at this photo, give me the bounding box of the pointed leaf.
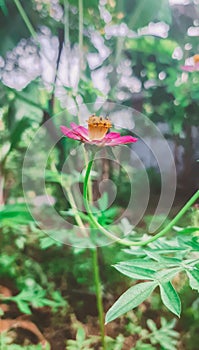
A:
[105,281,157,324]
[185,238,199,251]
[115,259,163,269]
[147,319,157,332]
[15,300,32,315]
[114,263,156,280]
[186,269,199,292]
[159,282,181,317]
[145,251,181,265]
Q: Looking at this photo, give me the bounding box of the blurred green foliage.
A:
[0,0,199,349]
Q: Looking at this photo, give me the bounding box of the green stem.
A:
[78,0,83,79]
[83,159,199,247]
[83,148,93,204]
[0,172,5,206]
[64,0,70,47]
[92,248,106,350]
[13,0,37,39]
[84,155,106,349]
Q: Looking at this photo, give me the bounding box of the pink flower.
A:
[61,115,138,147]
[181,54,199,72]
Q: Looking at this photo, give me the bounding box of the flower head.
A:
[61,115,138,147]
[181,54,199,72]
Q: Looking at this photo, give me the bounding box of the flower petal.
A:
[181,64,199,72]
[105,132,121,139]
[60,125,82,140]
[61,123,138,147]
[107,135,138,146]
[181,65,196,72]
[70,122,89,140]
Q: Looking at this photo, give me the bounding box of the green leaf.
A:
[115,259,163,269]
[98,192,108,211]
[147,319,157,332]
[186,269,199,292]
[0,204,34,226]
[173,226,199,234]
[145,251,182,266]
[159,282,181,317]
[76,326,86,343]
[183,237,199,251]
[15,300,32,315]
[134,342,156,350]
[40,237,62,249]
[113,262,156,280]
[105,281,157,324]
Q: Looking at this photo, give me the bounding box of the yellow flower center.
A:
[193,54,199,64]
[87,114,112,140]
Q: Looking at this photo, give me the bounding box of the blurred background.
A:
[0,0,199,197]
[0,1,199,349]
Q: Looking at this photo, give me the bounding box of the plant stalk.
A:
[0,174,5,206]
[92,248,106,350]
[83,158,199,246]
[84,155,106,349]
[13,0,37,38]
[78,0,83,78]
[64,0,70,47]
